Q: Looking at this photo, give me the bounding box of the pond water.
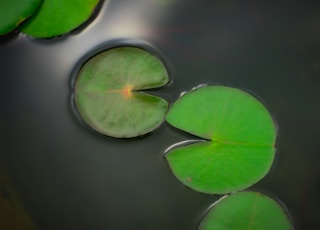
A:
[1,0,320,229]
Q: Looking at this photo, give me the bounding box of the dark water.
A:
[1,0,320,229]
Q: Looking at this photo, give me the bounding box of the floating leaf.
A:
[0,0,42,36]
[199,191,293,230]
[74,46,169,138]
[165,86,276,194]
[20,0,101,38]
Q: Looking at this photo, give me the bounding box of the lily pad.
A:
[199,191,293,230]
[20,0,101,38]
[74,46,169,138]
[165,86,276,194]
[0,0,42,36]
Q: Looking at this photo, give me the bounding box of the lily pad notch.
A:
[0,0,42,36]
[73,45,170,138]
[0,0,104,38]
[165,86,277,194]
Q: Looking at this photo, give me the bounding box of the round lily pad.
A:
[20,0,101,38]
[199,191,293,230]
[74,46,170,138]
[165,86,276,194]
[0,0,42,36]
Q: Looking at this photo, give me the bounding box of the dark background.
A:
[1,0,319,229]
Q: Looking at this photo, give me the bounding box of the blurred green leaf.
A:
[0,0,41,35]
[20,0,101,38]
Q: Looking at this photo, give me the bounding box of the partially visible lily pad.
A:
[74,46,169,138]
[199,191,293,230]
[0,0,42,36]
[20,0,101,38]
[165,86,276,194]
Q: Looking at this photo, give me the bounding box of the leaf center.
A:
[106,85,133,98]
[121,84,132,98]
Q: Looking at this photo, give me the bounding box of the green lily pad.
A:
[20,0,101,38]
[199,191,293,230]
[0,0,42,36]
[165,86,276,194]
[74,46,170,138]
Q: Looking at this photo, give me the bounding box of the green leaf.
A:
[0,0,42,36]
[165,86,276,194]
[74,47,169,138]
[20,0,101,38]
[199,191,293,230]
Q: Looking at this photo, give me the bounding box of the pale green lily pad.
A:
[0,0,42,35]
[165,86,276,194]
[74,46,169,138]
[20,0,101,38]
[199,191,293,230]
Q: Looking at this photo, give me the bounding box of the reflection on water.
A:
[164,139,206,154]
[179,84,208,97]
